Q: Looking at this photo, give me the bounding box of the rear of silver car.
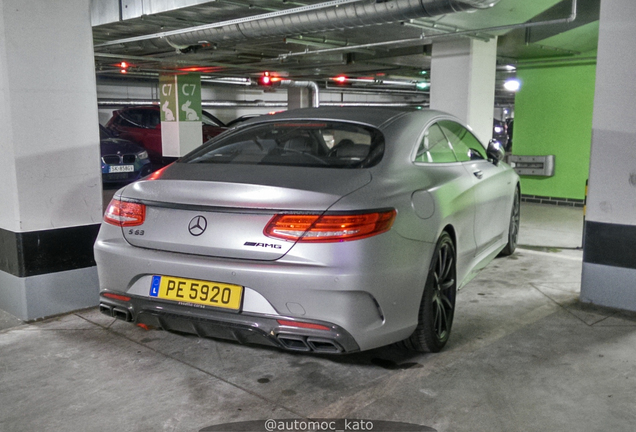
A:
[95,116,432,353]
[95,179,430,353]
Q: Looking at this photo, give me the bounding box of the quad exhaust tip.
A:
[99,303,133,322]
[277,335,343,353]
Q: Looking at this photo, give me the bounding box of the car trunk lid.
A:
[119,164,371,260]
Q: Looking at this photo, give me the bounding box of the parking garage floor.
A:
[2,203,636,432]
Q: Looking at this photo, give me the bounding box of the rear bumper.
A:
[99,292,359,353]
[95,223,433,351]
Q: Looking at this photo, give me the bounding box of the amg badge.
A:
[244,242,282,249]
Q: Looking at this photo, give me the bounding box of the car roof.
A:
[238,106,450,130]
[119,105,158,111]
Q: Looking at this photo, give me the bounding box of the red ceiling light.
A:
[259,72,272,86]
[258,72,282,86]
[333,75,347,84]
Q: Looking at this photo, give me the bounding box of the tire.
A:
[403,231,457,353]
[499,186,520,257]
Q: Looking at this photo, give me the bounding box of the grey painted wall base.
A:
[0,267,99,321]
[580,262,636,312]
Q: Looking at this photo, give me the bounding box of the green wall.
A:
[513,63,596,200]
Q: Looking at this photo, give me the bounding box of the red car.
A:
[106,105,226,166]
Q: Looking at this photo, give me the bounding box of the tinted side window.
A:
[439,120,486,162]
[144,110,161,128]
[116,109,145,128]
[202,112,223,127]
[415,123,457,163]
[110,115,125,127]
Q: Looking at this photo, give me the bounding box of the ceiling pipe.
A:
[279,80,321,107]
[324,84,430,96]
[95,0,501,52]
[402,20,492,42]
[202,77,253,86]
[97,99,286,108]
[277,0,577,58]
[202,101,286,108]
[513,55,596,69]
[95,0,366,48]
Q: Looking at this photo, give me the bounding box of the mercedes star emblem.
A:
[188,215,207,236]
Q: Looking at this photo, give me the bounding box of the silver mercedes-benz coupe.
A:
[95,107,520,354]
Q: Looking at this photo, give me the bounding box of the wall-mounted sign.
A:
[507,155,555,177]
[159,73,203,157]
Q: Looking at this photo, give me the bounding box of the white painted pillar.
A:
[0,0,102,320]
[430,37,498,144]
[288,87,310,110]
[160,73,204,158]
[580,0,636,310]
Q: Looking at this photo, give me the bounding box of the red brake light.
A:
[146,165,168,180]
[104,199,146,227]
[277,319,331,331]
[264,210,396,242]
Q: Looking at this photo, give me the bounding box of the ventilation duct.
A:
[137,0,500,51]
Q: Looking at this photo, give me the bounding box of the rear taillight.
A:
[104,199,146,227]
[264,210,396,242]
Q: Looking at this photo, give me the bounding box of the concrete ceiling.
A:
[92,0,599,104]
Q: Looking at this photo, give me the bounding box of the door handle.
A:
[473,170,483,179]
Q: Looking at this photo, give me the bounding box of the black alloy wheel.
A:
[403,231,456,353]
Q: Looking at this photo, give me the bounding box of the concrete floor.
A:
[2,203,636,432]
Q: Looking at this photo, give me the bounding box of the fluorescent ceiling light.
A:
[504,79,521,92]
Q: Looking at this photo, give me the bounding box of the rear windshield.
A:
[181,120,384,168]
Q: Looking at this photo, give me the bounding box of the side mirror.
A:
[487,139,505,165]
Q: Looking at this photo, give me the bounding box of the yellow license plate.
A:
[150,275,243,311]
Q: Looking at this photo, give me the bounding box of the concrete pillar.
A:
[430,37,498,144]
[0,0,102,320]
[580,0,636,310]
